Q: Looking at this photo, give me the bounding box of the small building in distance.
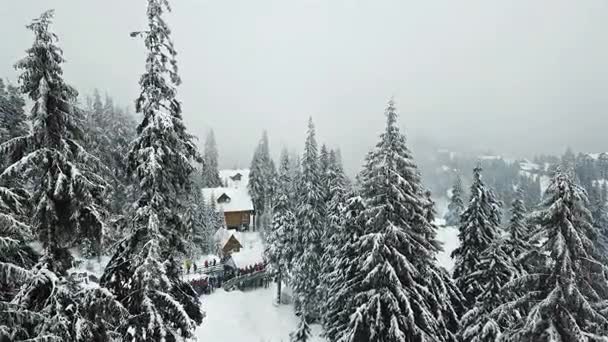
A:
[202,169,255,231]
[214,228,243,258]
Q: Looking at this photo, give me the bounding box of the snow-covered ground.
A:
[195,286,324,342]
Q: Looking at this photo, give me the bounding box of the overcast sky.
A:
[1,0,607,173]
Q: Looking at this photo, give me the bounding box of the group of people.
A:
[235,262,266,277]
[183,258,219,274]
[190,274,225,295]
[187,259,269,294]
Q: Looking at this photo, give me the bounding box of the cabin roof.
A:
[202,169,253,212]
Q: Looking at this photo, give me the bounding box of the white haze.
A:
[1,0,607,174]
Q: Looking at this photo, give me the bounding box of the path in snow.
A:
[195,285,325,342]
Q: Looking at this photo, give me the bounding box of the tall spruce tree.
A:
[457,238,516,342]
[291,117,325,321]
[201,129,222,187]
[248,130,276,227]
[319,144,331,200]
[100,1,203,340]
[503,185,529,275]
[590,183,608,260]
[5,8,107,271]
[1,11,128,341]
[336,99,461,342]
[322,194,366,342]
[0,79,28,146]
[495,170,608,341]
[83,91,137,251]
[445,173,465,226]
[265,149,296,304]
[451,165,502,308]
[320,149,350,323]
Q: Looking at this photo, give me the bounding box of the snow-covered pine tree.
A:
[4,8,108,270]
[0,79,28,146]
[265,148,296,304]
[589,183,608,260]
[337,99,461,342]
[289,150,302,203]
[323,195,365,342]
[201,129,222,187]
[183,174,212,258]
[319,144,331,200]
[1,11,127,341]
[82,91,136,252]
[502,185,530,275]
[291,117,325,321]
[197,195,216,255]
[451,165,502,308]
[320,149,350,322]
[495,169,608,342]
[0,185,36,303]
[248,130,277,227]
[100,1,203,340]
[561,147,576,174]
[599,153,608,180]
[458,238,516,342]
[445,172,465,226]
[291,312,312,342]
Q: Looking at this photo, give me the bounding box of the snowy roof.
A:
[478,155,503,161]
[202,187,254,212]
[219,169,250,189]
[202,169,253,213]
[214,228,240,247]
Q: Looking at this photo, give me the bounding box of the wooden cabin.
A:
[214,228,243,258]
[202,169,255,231]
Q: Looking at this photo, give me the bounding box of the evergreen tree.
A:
[444,173,465,226]
[201,129,222,187]
[457,239,516,342]
[598,153,608,180]
[0,185,36,302]
[248,130,276,226]
[265,149,296,304]
[518,175,541,210]
[0,79,28,146]
[319,149,349,321]
[319,144,331,200]
[291,117,325,321]
[5,8,107,269]
[183,174,214,257]
[1,11,126,341]
[291,313,312,342]
[83,91,137,251]
[575,153,597,193]
[322,194,365,342]
[503,185,529,275]
[100,1,203,340]
[496,170,608,342]
[589,184,608,260]
[451,165,502,308]
[336,99,461,342]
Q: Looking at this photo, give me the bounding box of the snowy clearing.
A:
[195,286,325,342]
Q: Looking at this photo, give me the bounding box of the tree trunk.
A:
[276,267,282,304]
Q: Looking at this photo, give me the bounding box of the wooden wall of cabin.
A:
[224,211,252,230]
